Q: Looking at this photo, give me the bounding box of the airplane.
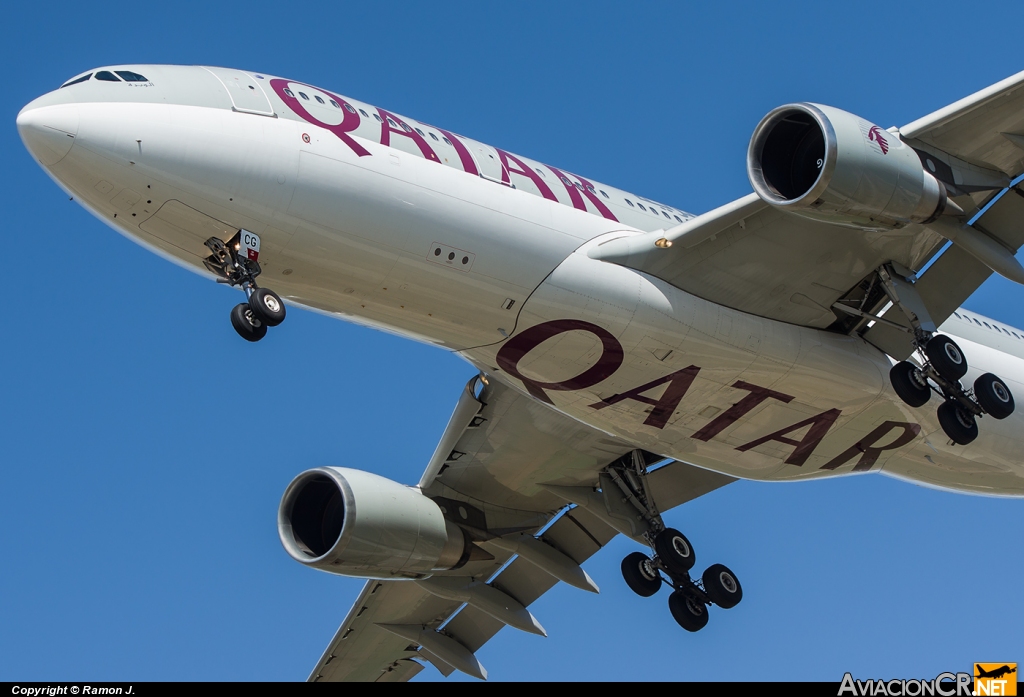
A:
[976,665,1017,680]
[16,64,1024,682]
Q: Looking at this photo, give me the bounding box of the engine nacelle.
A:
[278,467,469,579]
[747,102,946,230]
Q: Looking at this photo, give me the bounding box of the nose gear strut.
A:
[204,231,286,342]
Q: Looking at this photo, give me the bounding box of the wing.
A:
[589,71,1024,335]
[308,375,734,682]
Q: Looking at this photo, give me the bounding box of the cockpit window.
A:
[95,71,121,82]
[60,73,92,88]
[115,70,148,82]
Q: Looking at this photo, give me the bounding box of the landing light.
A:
[655,238,672,248]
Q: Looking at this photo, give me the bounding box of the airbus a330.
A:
[18,64,1024,681]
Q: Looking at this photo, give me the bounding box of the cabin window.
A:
[974,319,982,325]
[1003,327,1012,335]
[625,199,635,207]
[586,184,597,193]
[600,190,609,198]
[359,109,369,117]
[674,215,683,222]
[115,70,148,82]
[560,176,572,186]
[662,211,672,219]
[953,312,961,319]
[415,128,425,136]
[983,322,992,329]
[429,132,439,141]
[386,117,398,127]
[443,136,452,146]
[95,71,121,82]
[401,122,413,133]
[60,73,92,88]
[373,114,383,122]
[329,99,340,108]
[298,92,310,100]
[344,103,356,114]
[284,88,295,98]
[638,203,647,211]
[314,95,325,104]
[1014,332,1021,339]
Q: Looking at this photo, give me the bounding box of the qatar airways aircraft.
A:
[17,65,1024,681]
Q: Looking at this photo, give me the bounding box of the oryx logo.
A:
[974,664,1017,696]
[868,125,890,154]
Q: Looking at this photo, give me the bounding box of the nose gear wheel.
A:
[204,232,287,342]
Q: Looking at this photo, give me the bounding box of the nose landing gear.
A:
[204,232,286,343]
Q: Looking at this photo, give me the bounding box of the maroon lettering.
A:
[819,421,922,472]
[436,129,478,175]
[270,79,370,157]
[377,108,441,163]
[496,150,558,201]
[692,381,795,442]
[589,366,700,429]
[495,320,623,404]
[735,408,841,466]
[546,165,618,221]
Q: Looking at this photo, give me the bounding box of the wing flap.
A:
[309,581,464,682]
[440,506,620,654]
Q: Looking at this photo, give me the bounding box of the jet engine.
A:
[278,467,470,579]
[747,103,947,230]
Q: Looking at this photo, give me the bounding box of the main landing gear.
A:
[621,534,743,633]
[203,231,286,343]
[610,453,743,633]
[855,264,1015,446]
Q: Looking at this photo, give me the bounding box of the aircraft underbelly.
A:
[463,250,1024,495]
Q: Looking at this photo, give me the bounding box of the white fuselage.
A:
[18,65,1024,496]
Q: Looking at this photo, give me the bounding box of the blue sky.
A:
[2,0,1021,682]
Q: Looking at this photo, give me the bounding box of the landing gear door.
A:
[240,230,260,262]
[202,67,276,117]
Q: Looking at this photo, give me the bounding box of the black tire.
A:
[925,335,967,381]
[702,563,743,609]
[974,373,1015,419]
[889,361,931,408]
[668,590,709,632]
[937,400,978,445]
[621,552,661,597]
[248,288,286,327]
[230,303,268,342]
[654,528,695,575]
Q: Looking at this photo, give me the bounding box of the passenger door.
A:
[202,67,275,116]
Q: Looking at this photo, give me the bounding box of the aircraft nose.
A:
[17,102,80,166]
